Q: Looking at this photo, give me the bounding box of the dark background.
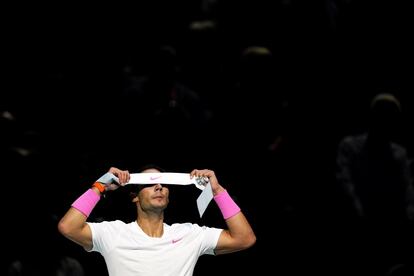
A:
[2,1,414,275]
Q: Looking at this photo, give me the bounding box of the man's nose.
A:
[154,183,163,191]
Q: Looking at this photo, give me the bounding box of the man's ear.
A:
[130,192,139,203]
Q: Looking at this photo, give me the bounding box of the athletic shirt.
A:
[87,220,222,276]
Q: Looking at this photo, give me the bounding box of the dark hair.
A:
[137,164,166,173]
[128,164,167,200]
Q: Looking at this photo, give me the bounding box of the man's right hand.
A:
[108,167,130,185]
[96,167,130,192]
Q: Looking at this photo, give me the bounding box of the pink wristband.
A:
[71,189,101,217]
[214,190,241,219]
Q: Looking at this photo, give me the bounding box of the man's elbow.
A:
[57,219,72,238]
[241,232,256,250]
[247,232,257,248]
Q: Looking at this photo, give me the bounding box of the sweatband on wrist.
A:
[71,189,101,217]
[214,190,241,219]
[92,182,106,193]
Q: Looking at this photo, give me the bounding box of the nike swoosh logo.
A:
[150,176,162,180]
[172,238,183,244]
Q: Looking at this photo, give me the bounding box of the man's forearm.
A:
[71,187,102,217]
[225,212,256,248]
[214,190,256,250]
[58,187,101,243]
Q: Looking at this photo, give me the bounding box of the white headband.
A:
[97,172,213,217]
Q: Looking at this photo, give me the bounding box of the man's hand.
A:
[190,169,225,196]
[96,167,130,192]
[109,167,130,184]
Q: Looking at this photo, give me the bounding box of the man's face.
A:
[136,169,169,212]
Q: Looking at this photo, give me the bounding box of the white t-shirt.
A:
[87,220,223,276]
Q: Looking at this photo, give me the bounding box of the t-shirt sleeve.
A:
[199,225,223,256]
[87,220,123,254]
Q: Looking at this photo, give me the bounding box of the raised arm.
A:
[57,167,130,251]
[190,169,256,255]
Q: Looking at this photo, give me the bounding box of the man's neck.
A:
[136,215,164,238]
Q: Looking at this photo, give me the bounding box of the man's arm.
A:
[57,188,100,251]
[190,169,256,255]
[57,167,130,251]
[214,211,256,255]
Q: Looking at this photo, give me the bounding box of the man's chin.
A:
[154,203,168,210]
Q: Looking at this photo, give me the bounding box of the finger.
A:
[121,171,128,184]
[112,169,119,177]
[199,170,208,177]
[126,170,130,183]
[124,171,129,183]
[190,169,198,178]
[119,171,124,184]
